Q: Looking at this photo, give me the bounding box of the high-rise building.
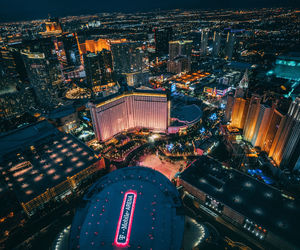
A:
[212,31,221,57]
[43,17,62,35]
[234,87,245,98]
[225,93,234,122]
[276,98,300,169]
[78,38,111,55]
[129,47,144,73]
[167,57,191,74]
[169,41,180,61]
[169,40,192,60]
[269,98,300,169]
[88,90,168,141]
[261,108,284,153]
[83,49,114,87]
[22,38,59,66]
[0,87,36,119]
[61,34,81,67]
[0,47,21,91]
[243,95,261,142]
[125,71,149,87]
[230,97,249,129]
[154,27,173,55]
[239,69,249,89]
[110,41,143,74]
[224,32,236,61]
[167,40,192,74]
[189,31,202,48]
[98,49,113,83]
[201,29,209,55]
[251,104,272,147]
[21,50,62,108]
[83,52,102,87]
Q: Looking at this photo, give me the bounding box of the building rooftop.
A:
[278,52,300,61]
[46,105,76,119]
[180,157,300,248]
[226,61,253,70]
[171,100,202,125]
[0,121,99,204]
[90,88,167,106]
[69,167,185,250]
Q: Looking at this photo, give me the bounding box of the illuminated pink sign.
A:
[114,190,137,247]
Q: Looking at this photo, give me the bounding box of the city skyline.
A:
[0,5,300,250]
[0,0,299,23]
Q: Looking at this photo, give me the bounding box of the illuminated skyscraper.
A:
[230,97,249,129]
[125,71,149,87]
[224,32,236,61]
[212,31,221,57]
[169,40,192,60]
[61,34,81,67]
[169,41,181,61]
[277,98,300,169]
[83,49,113,87]
[239,69,249,89]
[201,29,209,55]
[269,98,300,168]
[129,46,144,73]
[0,46,22,90]
[98,49,113,83]
[0,88,36,120]
[83,52,102,87]
[21,50,62,108]
[168,40,192,74]
[44,17,62,34]
[261,108,284,153]
[154,27,173,55]
[251,104,272,147]
[243,95,261,142]
[167,57,191,74]
[22,38,59,67]
[235,87,245,98]
[110,41,143,74]
[78,38,111,55]
[225,93,234,122]
[88,90,168,141]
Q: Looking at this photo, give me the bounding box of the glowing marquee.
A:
[114,190,137,247]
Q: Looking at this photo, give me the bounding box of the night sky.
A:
[0,0,299,22]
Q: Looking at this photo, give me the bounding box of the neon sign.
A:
[114,190,137,247]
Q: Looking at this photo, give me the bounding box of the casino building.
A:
[179,157,300,250]
[69,167,185,249]
[88,90,169,141]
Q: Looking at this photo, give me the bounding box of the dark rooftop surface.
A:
[69,167,185,250]
[46,105,75,119]
[0,121,55,159]
[226,61,253,70]
[180,157,300,248]
[278,53,300,61]
[171,101,202,124]
[0,121,98,204]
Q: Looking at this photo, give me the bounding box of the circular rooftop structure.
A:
[69,167,185,249]
[171,103,202,125]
